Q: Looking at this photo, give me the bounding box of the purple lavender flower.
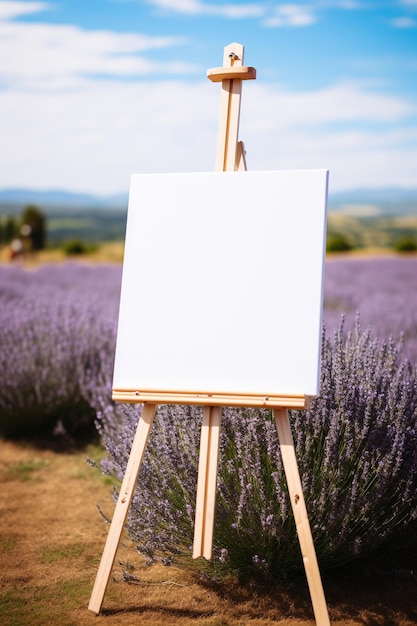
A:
[323,257,417,364]
[2,258,417,581]
[0,263,121,438]
[98,317,417,581]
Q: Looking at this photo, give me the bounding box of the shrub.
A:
[326,233,353,253]
[97,319,417,582]
[0,264,120,440]
[21,205,47,251]
[1,216,19,244]
[63,239,97,256]
[394,236,417,253]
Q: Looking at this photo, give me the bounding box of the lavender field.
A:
[2,257,415,393]
[324,257,417,363]
[1,257,417,579]
[0,263,121,438]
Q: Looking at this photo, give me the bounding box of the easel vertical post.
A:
[274,408,330,626]
[209,42,255,172]
[88,403,157,614]
[193,42,254,560]
[193,406,222,559]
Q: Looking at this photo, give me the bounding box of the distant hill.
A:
[0,189,128,244]
[328,187,417,217]
[0,188,128,210]
[0,185,416,216]
[0,186,416,246]
[329,187,417,205]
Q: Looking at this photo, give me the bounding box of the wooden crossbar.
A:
[112,389,310,409]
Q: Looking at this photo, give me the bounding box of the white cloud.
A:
[334,1,361,8]
[390,16,417,27]
[0,80,218,192]
[248,124,417,191]
[240,83,417,190]
[0,6,194,89]
[149,0,264,18]
[0,1,49,20]
[1,77,415,194]
[263,4,317,27]
[1,1,416,194]
[242,82,415,131]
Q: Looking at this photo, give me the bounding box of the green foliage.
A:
[326,232,353,252]
[62,239,90,255]
[21,204,47,250]
[394,235,417,253]
[2,215,19,243]
[326,214,417,250]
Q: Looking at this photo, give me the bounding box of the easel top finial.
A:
[207,42,256,83]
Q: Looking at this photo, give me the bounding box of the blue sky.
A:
[1,0,416,195]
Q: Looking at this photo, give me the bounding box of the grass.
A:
[0,240,125,265]
[1,438,417,626]
[4,459,49,482]
[0,580,92,626]
[39,542,88,563]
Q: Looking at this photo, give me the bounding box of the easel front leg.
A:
[193,405,222,560]
[273,408,331,626]
[89,403,157,614]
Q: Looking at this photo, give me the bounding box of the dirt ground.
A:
[1,438,417,626]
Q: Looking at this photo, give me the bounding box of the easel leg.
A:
[273,408,331,626]
[88,403,158,614]
[193,405,222,560]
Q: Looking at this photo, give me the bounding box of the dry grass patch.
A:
[1,439,417,625]
[0,240,125,266]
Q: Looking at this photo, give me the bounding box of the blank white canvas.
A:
[113,170,329,398]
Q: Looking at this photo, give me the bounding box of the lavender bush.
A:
[97,318,417,580]
[1,257,417,576]
[0,263,121,439]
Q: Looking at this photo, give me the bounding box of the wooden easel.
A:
[88,43,330,626]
